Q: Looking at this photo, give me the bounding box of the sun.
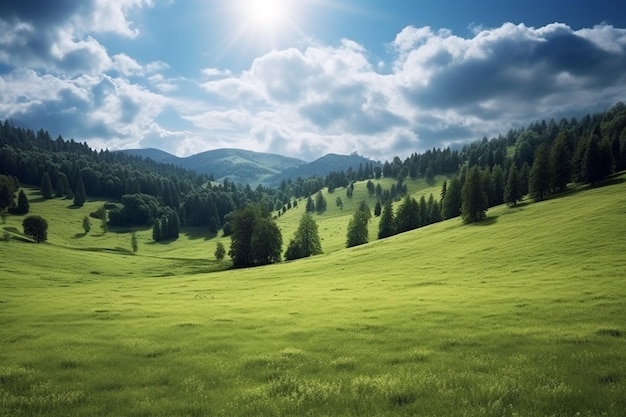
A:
[238,0,292,34]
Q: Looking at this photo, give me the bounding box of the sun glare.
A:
[237,0,293,37]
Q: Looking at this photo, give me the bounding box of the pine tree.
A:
[550,131,572,192]
[374,200,382,217]
[529,144,551,201]
[73,177,87,207]
[504,164,523,206]
[315,190,327,212]
[441,177,462,220]
[152,219,162,242]
[520,162,530,196]
[346,209,369,248]
[305,196,315,212]
[491,165,505,206]
[82,216,91,234]
[285,212,322,261]
[461,166,488,223]
[15,189,29,214]
[378,200,395,239]
[40,172,53,199]
[131,231,138,254]
[214,242,226,261]
[395,195,420,233]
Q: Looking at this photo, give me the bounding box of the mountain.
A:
[266,153,381,185]
[118,149,380,186]
[118,148,305,185]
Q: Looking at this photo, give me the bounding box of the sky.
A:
[1,1,626,162]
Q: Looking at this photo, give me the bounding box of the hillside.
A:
[1,173,625,416]
[118,148,305,185]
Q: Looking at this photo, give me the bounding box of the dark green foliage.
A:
[529,144,551,201]
[427,194,441,224]
[461,166,488,223]
[55,172,69,198]
[305,196,315,212]
[40,172,53,199]
[229,204,282,267]
[22,215,48,243]
[520,162,530,195]
[214,242,226,261]
[12,190,29,215]
[335,196,343,209]
[73,177,87,207]
[395,195,420,233]
[131,231,138,254]
[222,221,232,237]
[582,133,614,184]
[285,212,322,261]
[346,208,369,248]
[550,131,572,192]
[82,216,91,234]
[490,165,505,206]
[108,193,162,227]
[504,164,523,206]
[441,178,462,220]
[152,220,162,242]
[315,190,327,212]
[377,200,395,239]
[374,200,382,217]
[209,216,218,234]
[0,175,16,209]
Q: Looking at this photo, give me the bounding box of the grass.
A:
[0,175,625,416]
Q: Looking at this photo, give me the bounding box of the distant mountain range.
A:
[117,148,379,186]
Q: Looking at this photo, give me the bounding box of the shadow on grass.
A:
[182,226,218,241]
[470,216,499,226]
[73,232,87,238]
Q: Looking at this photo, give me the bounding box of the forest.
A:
[1,102,626,267]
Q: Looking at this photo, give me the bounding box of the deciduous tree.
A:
[23,215,48,243]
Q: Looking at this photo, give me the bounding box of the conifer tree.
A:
[131,231,138,254]
[82,215,91,234]
[395,195,420,233]
[441,177,462,220]
[285,212,322,261]
[529,144,551,201]
[152,219,162,242]
[305,196,315,212]
[346,208,369,248]
[461,166,488,223]
[550,131,572,192]
[73,177,87,207]
[315,190,327,212]
[15,189,29,214]
[504,164,523,206]
[374,200,382,217]
[378,200,395,239]
[40,172,53,199]
[214,242,226,261]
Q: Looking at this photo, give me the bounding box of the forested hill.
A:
[118,148,306,185]
[1,101,625,240]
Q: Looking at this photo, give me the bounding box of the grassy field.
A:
[1,175,625,416]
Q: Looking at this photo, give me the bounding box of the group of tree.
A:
[228,203,283,267]
[152,210,181,242]
[377,193,442,239]
[0,174,29,215]
[346,201,372,247]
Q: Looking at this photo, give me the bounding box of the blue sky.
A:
[1,1,626,161]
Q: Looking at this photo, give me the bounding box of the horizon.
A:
[1,1,626,161]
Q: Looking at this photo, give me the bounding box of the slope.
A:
[1,174,625,416]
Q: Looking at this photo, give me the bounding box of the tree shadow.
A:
[73,232,87,239]
[470,216,499,226]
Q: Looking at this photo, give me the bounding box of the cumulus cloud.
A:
[2,8,626,162]
[188,22,626,160]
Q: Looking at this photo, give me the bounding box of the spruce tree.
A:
[214,242,226,261]
[441,177,462,220]
[374,200,382,217]
[131,231,138,254]
[305,196,315,212]
[40,172,53,199]
[285,212,322,261]
[346,208,369,248]
[378,200,395,239]
[73,177,87,207]
[15,189,29,214]
[315,190,327,212]
[550,131,572,192]
[395,195,420,233]
[529,144,551,201]
[152,219,162,242]
[82,215,91,234]
[491,165,505,206]
[504,164,523,206]
[461,166,488,223]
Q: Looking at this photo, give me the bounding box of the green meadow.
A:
[1,175,625,416]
